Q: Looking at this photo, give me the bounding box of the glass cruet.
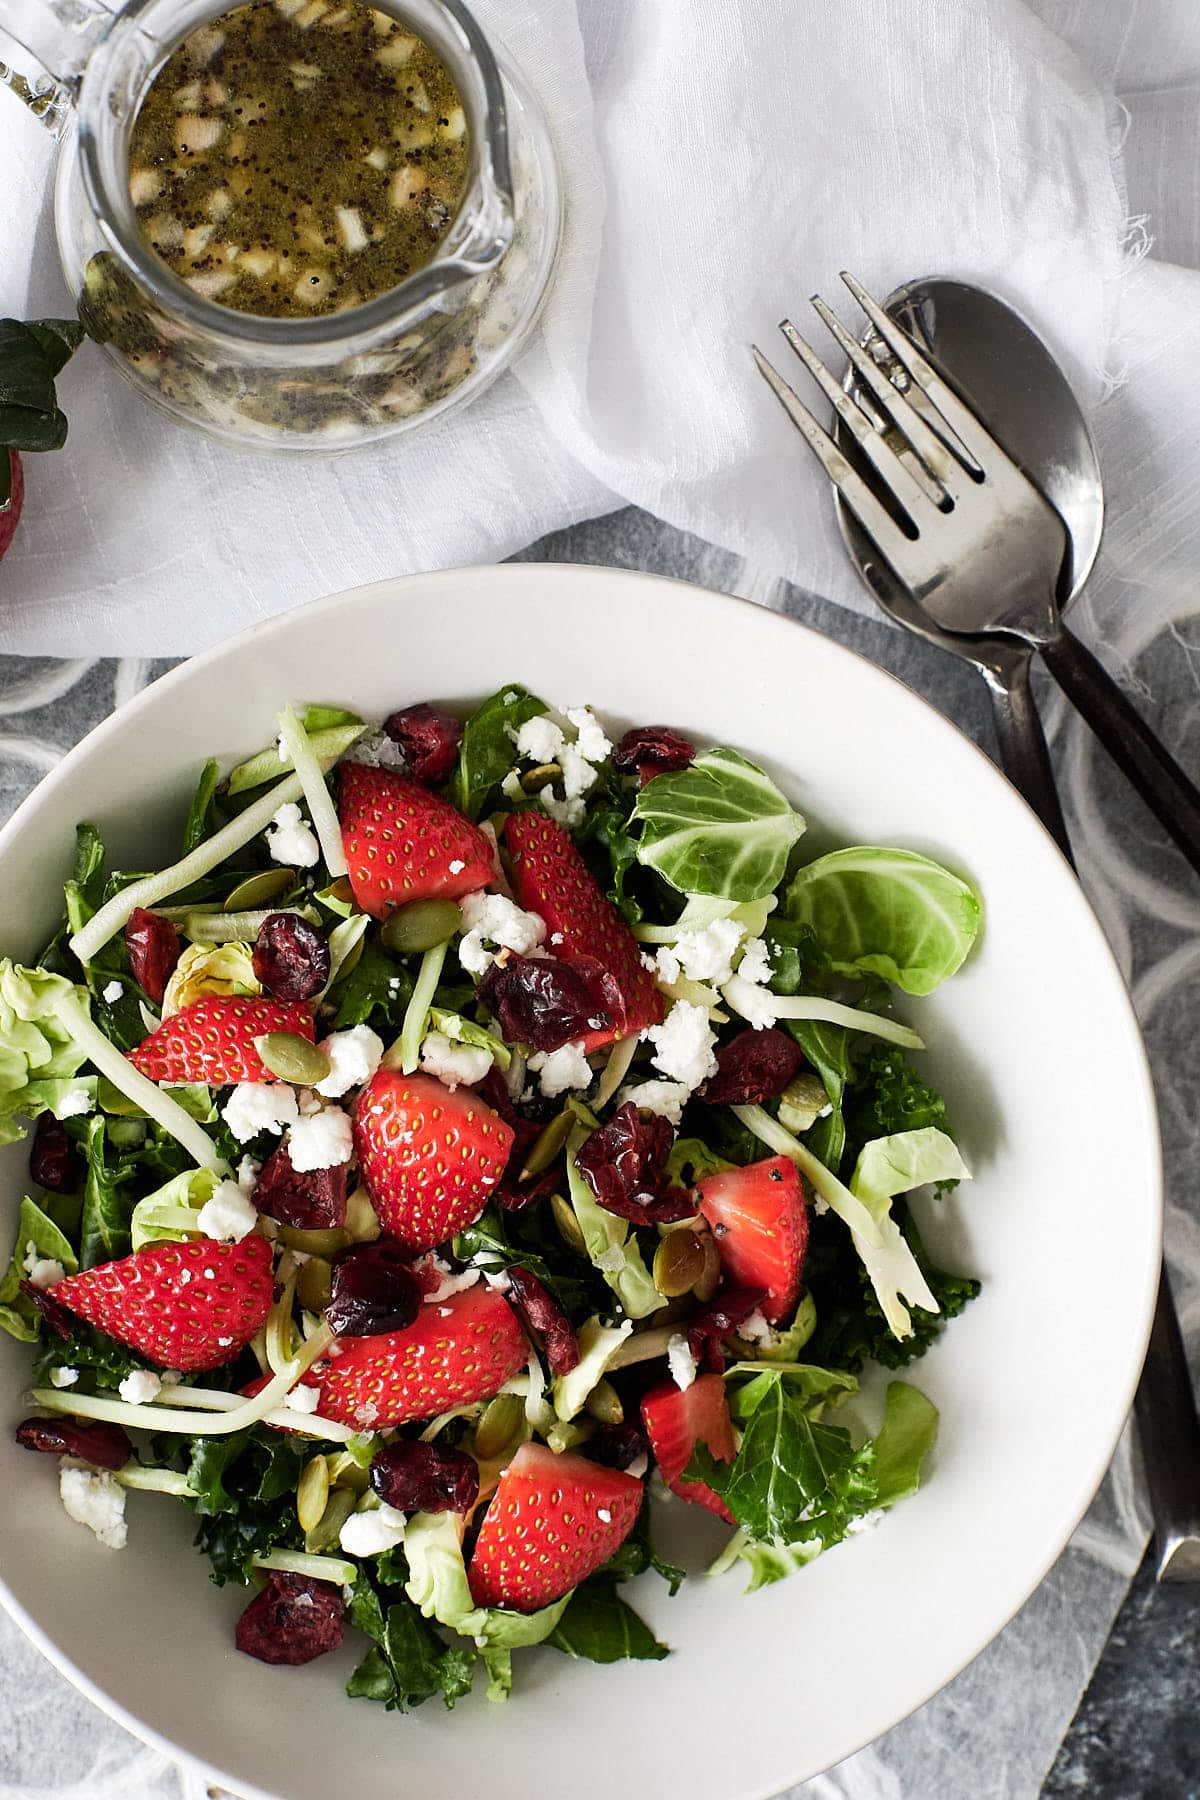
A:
[0,0,561,450]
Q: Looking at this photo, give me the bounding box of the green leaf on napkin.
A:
[0,317,85,507]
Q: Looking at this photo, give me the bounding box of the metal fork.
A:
[755,275,1200,1581]
[754,272,1200,883]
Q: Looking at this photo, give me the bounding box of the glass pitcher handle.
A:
[0,0,113,135]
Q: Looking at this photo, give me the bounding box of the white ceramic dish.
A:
[0,565,1160,1800]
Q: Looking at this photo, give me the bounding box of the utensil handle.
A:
[1134,1270,1200,1581]
[987,644,1200,1581]
[984,649,1072,861]
[1041,625,1200,878]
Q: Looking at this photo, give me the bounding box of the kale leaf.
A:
[451,684,547,821]
[547,1580,667,1663]
[346,1572,474,1711]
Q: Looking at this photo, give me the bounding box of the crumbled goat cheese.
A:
[343,727,405,771]
[22,1242,65,1290]
[54,1084,93,1119]
[340,1502,408,1556]
[738,938,773,986]
[596,1506,613,1524]
[118,1369,163,1405]
[424,1262,481,1303]
[197,1179,258,1242]
[49,1366,79,1389]
[237,1154,261,1191]
[656,917,744,989]
[737,1308,774,1345]
[420,1030,493,1090]
[60,1463,127,1549]
[458,891,546,975]
[101,979,124,1004]
[528,1040,592,1098]
[265,801,320,868]
[288,1106,354,1172]
[722,973,780,1030]
[315,1024,384,1098]
[513,714,566,764]
[667,1333,698,1392]
[223,1081,299,1142]
[644,1001,719,1089]
[617,1080,692,1127]
[559,741,600,802]
[539,790,586,830]
[285,1383,321,1414]
[565,706,612,764]
[448,858,465,874]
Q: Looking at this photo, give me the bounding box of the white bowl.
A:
[0,565,1160,1800]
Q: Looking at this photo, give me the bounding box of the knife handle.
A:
[988,643,1200,1580]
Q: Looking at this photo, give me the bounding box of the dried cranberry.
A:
[19,1281,74,1339]
[253,1142,346,1231]
[611,727,696,786]
[685,1287,767,1364]
[702,1027,804,1106]
[369,1439,479,1514]
[326,1241,422,1337]
[382,703,463,788]
[124,907,181,1004]
[574,1102,696,1228]
[588,1421,647,1471]
[495,1167,561,1213]
[506,1266,580,1375]
[252,913,330,1003]
[15,1415,132,1471]
[235,1572,346,1665]
[476,955,616,1054]
[29,1114,81,1192]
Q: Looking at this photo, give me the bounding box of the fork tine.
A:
[840,272,1000,472]
[751,346,918,570]
[811,297,965,499]
[777,319,939,521]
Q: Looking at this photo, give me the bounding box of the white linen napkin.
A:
[0,0,1130,655]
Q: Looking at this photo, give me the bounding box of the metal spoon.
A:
[833,276,1200,1581]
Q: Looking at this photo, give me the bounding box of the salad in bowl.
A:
[0,683,981,1711]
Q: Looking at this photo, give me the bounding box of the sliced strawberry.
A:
[641,1373,736,1521]
[338,763,494,919]
[352,1068,513,1254]
[312,1283,525,1428]
[697,1155,809,1324]
[467,1442,643,1612]
[503,811,662,1049]
[128,995,314,1085]
[53,1237,274,1373]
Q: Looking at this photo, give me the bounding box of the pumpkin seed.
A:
[520,762,560,794]
[297,1453,331,1533]
[296,1255,333,1312]
[225,867,295,910]
[778,1071,832,1135]
[276,1224,350,1257]
[256,1031,331,1085]
[551,1193,586,1255]
[519,1109,573,1180]
[326,1450,370,1493]
[584,1378,623,1424]
[473,1393,525,1461]
[344,1185,381,1242]
[304,1483,357,1554]
[692,1227,722,1302]
[380,897,461,955]
[653,1229,706,1297]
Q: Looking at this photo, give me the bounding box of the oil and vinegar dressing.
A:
[127,0,470,319]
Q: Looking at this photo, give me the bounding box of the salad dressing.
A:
[127,0,470,318]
